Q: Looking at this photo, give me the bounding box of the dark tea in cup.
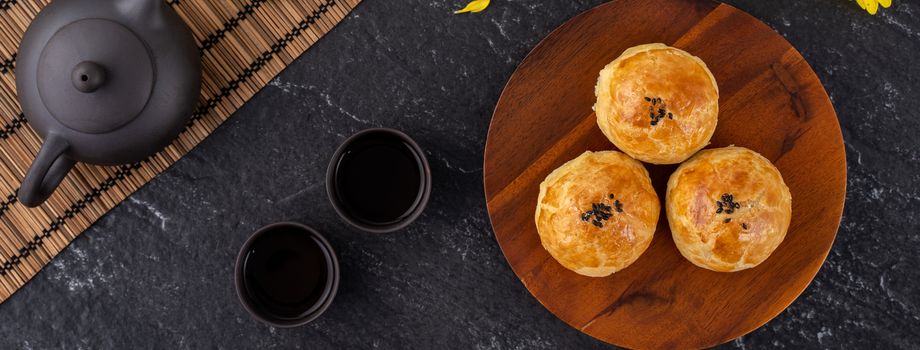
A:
[326,128,431,233]
[235,222,339,327]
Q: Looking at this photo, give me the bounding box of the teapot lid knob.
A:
[71,61,106,93]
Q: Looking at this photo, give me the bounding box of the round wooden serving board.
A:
[483,0,847,348]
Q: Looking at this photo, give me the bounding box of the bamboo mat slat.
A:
[0,0,362,302]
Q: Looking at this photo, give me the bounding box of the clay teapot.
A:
[15,0,200,207]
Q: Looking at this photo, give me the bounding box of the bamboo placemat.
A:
[0,0,361,302]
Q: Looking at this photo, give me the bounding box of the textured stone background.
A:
[0,0,917,348]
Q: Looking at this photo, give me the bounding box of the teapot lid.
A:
[36,18,154,134]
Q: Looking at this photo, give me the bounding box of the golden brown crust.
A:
[666,147,792,272]
[535,151,660,277]
[595,43,719,164]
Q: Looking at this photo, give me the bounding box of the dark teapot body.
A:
[15,0,201,207]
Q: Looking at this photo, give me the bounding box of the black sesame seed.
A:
[609,194,615,199]
[724,218,731,223]
[644,96,651,101]
[716,193,742,216]
[742,223,749,230]
[582,200,621,227]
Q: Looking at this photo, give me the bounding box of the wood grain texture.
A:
[483,0,846,348]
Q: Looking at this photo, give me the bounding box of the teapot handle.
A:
[19,134,76,207]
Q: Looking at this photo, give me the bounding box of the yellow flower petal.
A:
[867,0,879,14]
[454,0,490,14]
[878,0,891,8]
[856,0,868,9]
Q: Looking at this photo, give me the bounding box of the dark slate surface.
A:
[1,0,918,348]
